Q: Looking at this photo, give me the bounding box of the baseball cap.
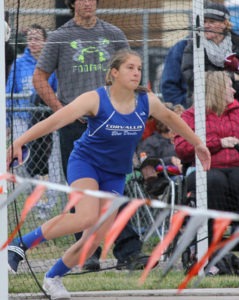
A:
[204,2,230,21]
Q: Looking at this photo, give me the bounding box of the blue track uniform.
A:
[67,86,149,192]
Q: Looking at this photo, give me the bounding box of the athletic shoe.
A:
[206,265,220,277]
[82,253,100,271]
[8,240,26,273]
[116,252,158,270]
[43,275,71,300]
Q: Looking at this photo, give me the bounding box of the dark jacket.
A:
[137,132,176,165]
[160,39,189,107]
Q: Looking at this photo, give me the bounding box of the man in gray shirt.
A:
[32,0,149,271]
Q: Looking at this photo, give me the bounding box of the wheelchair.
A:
[124,155,186,260]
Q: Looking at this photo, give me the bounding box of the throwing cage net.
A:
[3,0,239,299]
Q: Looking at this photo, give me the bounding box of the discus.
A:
[9,145,30,169]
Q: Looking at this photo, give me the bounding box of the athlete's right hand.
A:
[6,142,22,171]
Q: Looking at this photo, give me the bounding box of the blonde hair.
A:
[205,71,230,116]
[105,49,149,93]
[224,19,232,32]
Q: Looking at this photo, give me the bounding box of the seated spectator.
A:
[137,103,184,196]
[181,1,239,101]
[141,116,157,140]
[174,70,239,245]
[141,103,185,141]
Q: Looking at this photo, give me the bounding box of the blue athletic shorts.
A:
[67,156,126,195]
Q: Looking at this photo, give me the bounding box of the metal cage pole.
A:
[193,0,208,274]
[0,4,9,300]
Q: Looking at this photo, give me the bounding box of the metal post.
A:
[193,0,208,274]
[142,12,149,86]
[0,6,9,300]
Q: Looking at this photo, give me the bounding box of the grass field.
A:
[9,264,239,293]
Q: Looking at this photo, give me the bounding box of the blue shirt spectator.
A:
[6,24,57,131]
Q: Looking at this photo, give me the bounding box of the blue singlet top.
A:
[71,86,149,174]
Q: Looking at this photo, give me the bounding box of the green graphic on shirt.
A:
[70,38,110,67]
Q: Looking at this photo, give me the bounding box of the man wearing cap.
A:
[181,1,239,100]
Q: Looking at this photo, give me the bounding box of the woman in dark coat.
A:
[181,2,239,100]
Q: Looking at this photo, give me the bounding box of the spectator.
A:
[181,1,239,101]
[7,49,210,299]
[174,70,239,245]
[141,116,157,140]
[6,24,57,140]
[142,103,185,141]
[137,103,184,196]
[6,24,58,219]
[160,38,189,107]
[33,0,149,271]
